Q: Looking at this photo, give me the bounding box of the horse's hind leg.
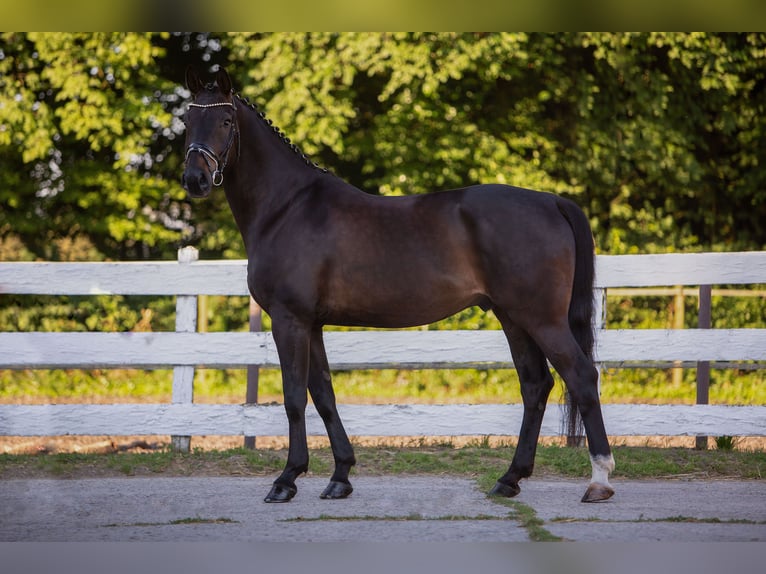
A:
[532,323,615,503]
[308,327,356,499]
[489,317,554,498]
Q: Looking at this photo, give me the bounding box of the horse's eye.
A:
[223,119,232,127]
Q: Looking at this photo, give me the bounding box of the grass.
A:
[715,435,737,450]
[281,513,503,523]
[1,365,764,406]
[0,447,289,478]
[472,472,562,541]
[549,515,766,525]
[494,500,560,541]
[104,517,239,528]
[2,443,764,481]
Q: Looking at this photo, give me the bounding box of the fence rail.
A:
[1,249,765,442]
[2,251,765,295]
[2,404,764,438]
[1,329,764,370]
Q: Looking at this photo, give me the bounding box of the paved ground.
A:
[1,476,765,542]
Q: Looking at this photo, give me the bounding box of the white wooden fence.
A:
[1,249,765,441]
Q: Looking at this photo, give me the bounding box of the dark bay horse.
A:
[181,67,614,504]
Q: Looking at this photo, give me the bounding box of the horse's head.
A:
[181,67,239,198]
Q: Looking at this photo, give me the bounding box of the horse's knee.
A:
[283,399,308,423]
[284,409,303,425]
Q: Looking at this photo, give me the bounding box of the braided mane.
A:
[234,93,329,173]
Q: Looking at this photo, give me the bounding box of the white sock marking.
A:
[590,453,615,487]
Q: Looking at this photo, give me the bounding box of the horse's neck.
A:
[224,110,321,250]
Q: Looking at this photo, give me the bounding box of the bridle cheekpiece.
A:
[185,100,239,187]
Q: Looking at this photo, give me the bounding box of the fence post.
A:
[171,246,199,452]
[593,287,607,393]
[695,284,712,450]
[244,296,262,449]
[671,285,685,387]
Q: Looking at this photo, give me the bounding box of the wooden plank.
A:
[0,404,287,436]
[1,403,764,437]
[171,249,200,451]
[0,331,278,369]
[2,252,764,296]
[324,330,512,368]
[601,404,766,436]
[1,329,765,369]
[607,287,766,298]
[596,329,766,362]
[0,260,249,296]
[171,252,199,404]
[172,298,198,404]
[596,252,766,288]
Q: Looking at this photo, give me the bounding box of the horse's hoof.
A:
[320,480,353,499]
[488,480,521,498]
[581,483,614,503]
[264,482,297,503]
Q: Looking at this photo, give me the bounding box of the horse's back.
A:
[317,180,578,285]
[447,184,577,257]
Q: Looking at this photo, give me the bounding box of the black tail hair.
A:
[556,197,596,445]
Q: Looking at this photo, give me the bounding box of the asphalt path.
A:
[2,475,765,542]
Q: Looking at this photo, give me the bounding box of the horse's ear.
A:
[185,66,204,96]
[215,67,233,94]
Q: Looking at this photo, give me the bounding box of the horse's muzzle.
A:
[182,167,212,199]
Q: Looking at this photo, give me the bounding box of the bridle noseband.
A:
[185,100,239,187]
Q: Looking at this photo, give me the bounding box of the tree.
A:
[224,32,766,252]
[0,33,185,260]
[1,32,764,266]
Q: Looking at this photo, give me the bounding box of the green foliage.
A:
[227,32,766,253]
[2,32,765,262]
[0,295,176,333]
[2,445,764,482]
[715,435,737,451]
[0,33,186,260]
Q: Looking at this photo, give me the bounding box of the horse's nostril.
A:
[181,169,210,197]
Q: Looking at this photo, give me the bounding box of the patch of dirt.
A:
[3,434,765,456]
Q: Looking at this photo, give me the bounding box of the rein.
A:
[185,100,239,186]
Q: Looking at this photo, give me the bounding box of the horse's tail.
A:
[556,197,596,445]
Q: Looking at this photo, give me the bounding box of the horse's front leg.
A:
[264,310,312,503]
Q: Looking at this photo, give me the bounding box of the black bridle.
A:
[185,100,239,186]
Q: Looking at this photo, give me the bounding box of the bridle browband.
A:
[185,100,239,187]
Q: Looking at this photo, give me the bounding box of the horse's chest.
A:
[246,261,275,307]
[246,257,307,311]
